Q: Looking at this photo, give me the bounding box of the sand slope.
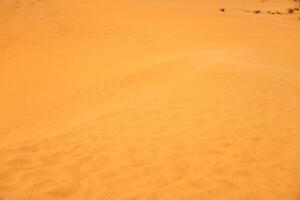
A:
[1,0,300,199]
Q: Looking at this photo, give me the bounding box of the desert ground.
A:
[1,0,300,199]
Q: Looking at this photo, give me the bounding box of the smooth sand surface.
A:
[1,0,300,199]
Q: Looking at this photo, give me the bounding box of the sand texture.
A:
[1,0,300,199]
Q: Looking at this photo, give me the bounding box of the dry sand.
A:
[1,0,300,199]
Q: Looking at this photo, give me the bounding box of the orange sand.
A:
[1,0,300,199]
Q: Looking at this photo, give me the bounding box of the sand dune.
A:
[1,0,300,199]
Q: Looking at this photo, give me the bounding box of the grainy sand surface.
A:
[1,0,300,199]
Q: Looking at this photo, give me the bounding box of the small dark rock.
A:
[253,10,262,14]
[287,8,294,13]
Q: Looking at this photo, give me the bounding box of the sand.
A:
[1,0,300,199]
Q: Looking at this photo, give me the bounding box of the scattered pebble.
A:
[253,10,262,14]
[287,8,294,13]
